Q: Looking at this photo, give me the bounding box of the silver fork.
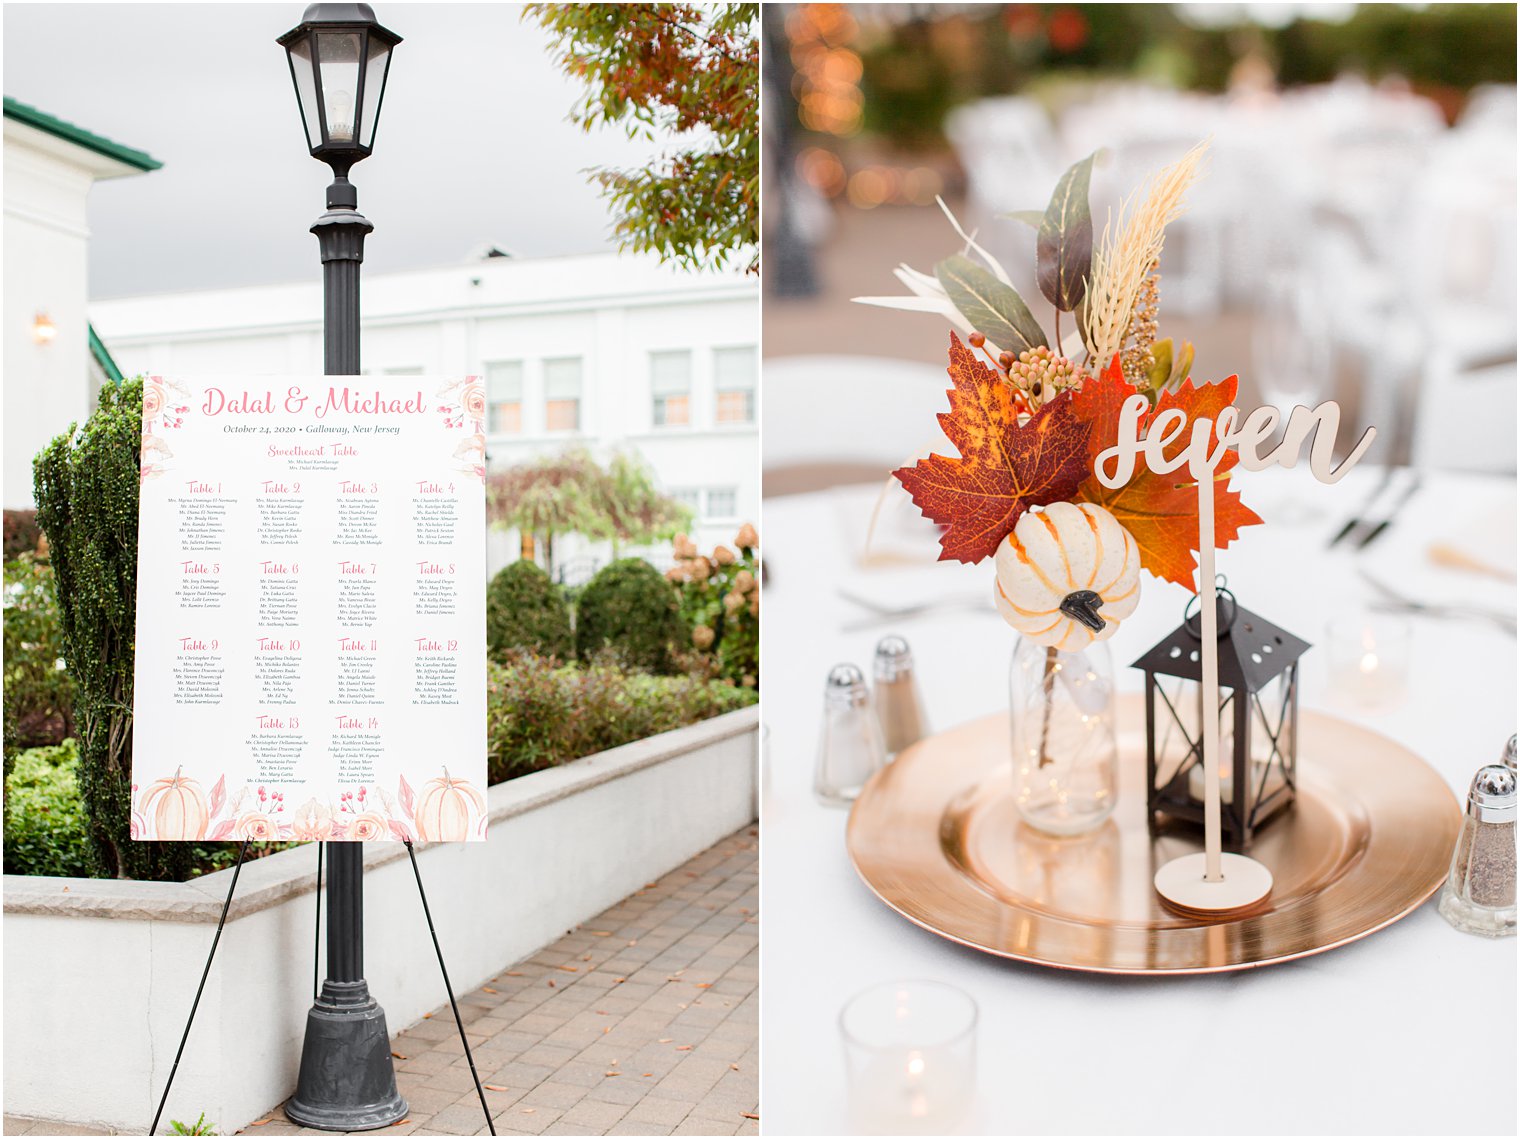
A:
[1359,569,1517,636]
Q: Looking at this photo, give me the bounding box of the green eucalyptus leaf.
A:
[1036,153,1096,313]
[934,254,1048,355]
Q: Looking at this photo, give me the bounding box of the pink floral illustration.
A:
[142,382,164,420]
[134,769,485,843]
[347,811,390,841]
[291,798,336,840]
[433,377,488,481]
[233,812,281,841]
[139,433,173,484]
[462,381,486,424]
[139,377,191,481]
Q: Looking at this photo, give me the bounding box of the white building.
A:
[3,97,158,509]
[90,251,759,578]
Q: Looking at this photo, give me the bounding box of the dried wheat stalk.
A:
[1084,140,1209,368]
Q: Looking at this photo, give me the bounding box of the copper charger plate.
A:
[846,695,1461,974]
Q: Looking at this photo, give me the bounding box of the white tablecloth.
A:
[759,465,1517,1136]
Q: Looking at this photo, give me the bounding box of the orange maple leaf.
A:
[894,333,1092,564]
[1071,356,1263,590]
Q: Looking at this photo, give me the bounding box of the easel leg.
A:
[313,841,323,1002]
[149,839,251,1136]
[403,840,496,1136]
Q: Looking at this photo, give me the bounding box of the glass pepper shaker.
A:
[814,663,887,808]
[1503,734,1516,774]
[873,635,928,760]
[1438,763,1516,938]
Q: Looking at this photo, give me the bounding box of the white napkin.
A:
[1428,491,1518,580]
[830,482,993,615]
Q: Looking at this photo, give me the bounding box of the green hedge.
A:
[4,741,93,878]
[487,652,755,783]
[487,559,573,662]
[574,557,687,674]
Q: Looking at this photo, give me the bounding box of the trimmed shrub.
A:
[486,560,573,663]
[486,652,755,783]
[4,555,77,757]
[3,741,93,878]
[34,378,192,881]
[574,557,686,674]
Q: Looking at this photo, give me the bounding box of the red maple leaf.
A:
[893,333,1092,564]
[1070,355,1263,590]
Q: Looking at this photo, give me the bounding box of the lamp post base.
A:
[285,982,408,1132]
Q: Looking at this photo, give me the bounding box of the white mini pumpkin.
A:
[993,502,1141,650]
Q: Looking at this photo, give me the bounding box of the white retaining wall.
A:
[3,707,758,1134]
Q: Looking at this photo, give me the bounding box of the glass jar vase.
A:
[1009,636,1118,836]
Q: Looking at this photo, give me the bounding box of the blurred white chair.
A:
[1403,134,1517,474]
[1459,84,1517,134]
[945,95,1061,218]
[762,355,953,496]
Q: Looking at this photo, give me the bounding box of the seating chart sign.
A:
[131,376,487,843]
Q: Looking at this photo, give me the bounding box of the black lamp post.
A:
[277,5,407,1130]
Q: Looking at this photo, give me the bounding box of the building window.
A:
[486,361,523,434]
[544,357,582,432]
[669,486,702,515]
[706,486,738,519]
[650,350,692,427]
[714,346,756,424]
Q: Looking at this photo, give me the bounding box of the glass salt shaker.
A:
[1503,734,1516,773]
[814,663,887,807]
[873,635,928,760]
[1438,763,1516,938]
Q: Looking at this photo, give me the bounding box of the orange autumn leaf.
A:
[1070,357,1262,590]
[894,333,1092,564]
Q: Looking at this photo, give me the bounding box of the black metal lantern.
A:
[278,3,401,176]
[1132,587,1310,850]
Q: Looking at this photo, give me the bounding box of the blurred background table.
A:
[759,462,1516,1136]
[764,5,1517,477]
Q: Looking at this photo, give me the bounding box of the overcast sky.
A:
[3,2,671,298]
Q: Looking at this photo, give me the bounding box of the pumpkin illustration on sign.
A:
[139,768,210,840]
[892,333,1093,565]
[413,770,487,842]
[995,502,1140,650]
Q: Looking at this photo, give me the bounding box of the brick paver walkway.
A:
[3,827,758,1139]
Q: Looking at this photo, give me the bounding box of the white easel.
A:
[1094,395,1376,916]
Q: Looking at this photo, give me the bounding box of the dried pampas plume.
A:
[1084,140,1210,368]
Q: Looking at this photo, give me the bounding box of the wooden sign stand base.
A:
[1154,851,1274,916]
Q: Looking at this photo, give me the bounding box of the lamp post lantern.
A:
[278,4,406,1130]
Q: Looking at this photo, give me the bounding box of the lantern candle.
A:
[1187,762,1233,804]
